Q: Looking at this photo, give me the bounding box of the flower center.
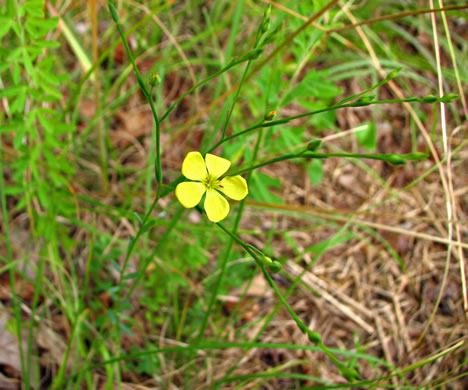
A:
[203,175,222,190]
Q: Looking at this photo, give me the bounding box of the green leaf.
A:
[284,71,343,105]
[0,17,13,39]
[21,47,37,84]
[7,47,22,62]
[123,272,140,280]
[307,159,323,185]
[355,121,377,151]
[26,16,58,32]
[133,212,143,225]
[24,0,45,17]
[298,100,336,129]
[38,67,61,86]
[306,232,353,255]
[0,85,26,98]
[12,62,21,85]
[4,186,26,196]
[39,81,62,100]
[37,183,51,208]
[141,220,157,234]
[9,89,26,113]
[37,111,54,133]
[0,62,10,73]
[0,119,24,133]
[25,45,43,59]
[33,39,60,48]
[49,169,69,187]
[250,172,282,203]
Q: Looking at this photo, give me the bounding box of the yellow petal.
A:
[175,182,206,208]
[182,151,207,181]
[205,153,231,179]
[218,175,248,200]
[204,189,229,222]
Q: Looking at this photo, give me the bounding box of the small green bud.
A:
[386,154,406,165]
[307,139,322,151]
[263,3,272,20]
[359,94,375,103]
[352,95,375,106]
[257,254,282,272]
[108,2,119,23]
[238,48,263,62]
[261,26,280,46]
[440,94,458,103]
[261,19,270,34]
[260,4,272,34]
[149,72,161,87]
[269,261,282,273]
[422,94,438,103]
[341,366,361,382]
[387,67,402,81]
[307,331,322,344]
[261,255,273,265]
[264,110,277,121]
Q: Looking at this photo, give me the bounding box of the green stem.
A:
[229,151,424,177]
[117,188,160,295]
[108,1,162,184]
[160,55,256,123]
[195,25,266,342]
[122,205,185,304]
[209,95,456,151]
[215,222,361,381]
[148,88,162,184]
[219,3,264,140]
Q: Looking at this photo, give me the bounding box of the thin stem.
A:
[216,221,360,381]
[210,96,454,151]
[108,1,162,183]
[148,88,162,184]
[195,11,268,342]
[89,0,108,191]
[117,188,160,291]
[122,205,185,304]
[161,65,233,123]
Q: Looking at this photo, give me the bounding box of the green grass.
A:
[0,0,467,388]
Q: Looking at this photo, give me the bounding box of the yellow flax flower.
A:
[175,152,248,222]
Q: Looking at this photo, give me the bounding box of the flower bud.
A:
[386,154,405,165]
[269,261,282,273]
[352,95,375,106]
[237,48,264,63]
[263,4,271,20]
[422,94,438,103]
[307,139,322,151]
[108,2,119,23]
[440,94,458,103]
[260,4,272,34]
[308,331,322,344]
[264,110,277,121]
[149,72,161,87]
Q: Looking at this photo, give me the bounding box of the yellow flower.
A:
[175,152,248,222]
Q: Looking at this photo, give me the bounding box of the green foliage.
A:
[355,121,377,151]
[0,0,75,221]
[307,159,323,185]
